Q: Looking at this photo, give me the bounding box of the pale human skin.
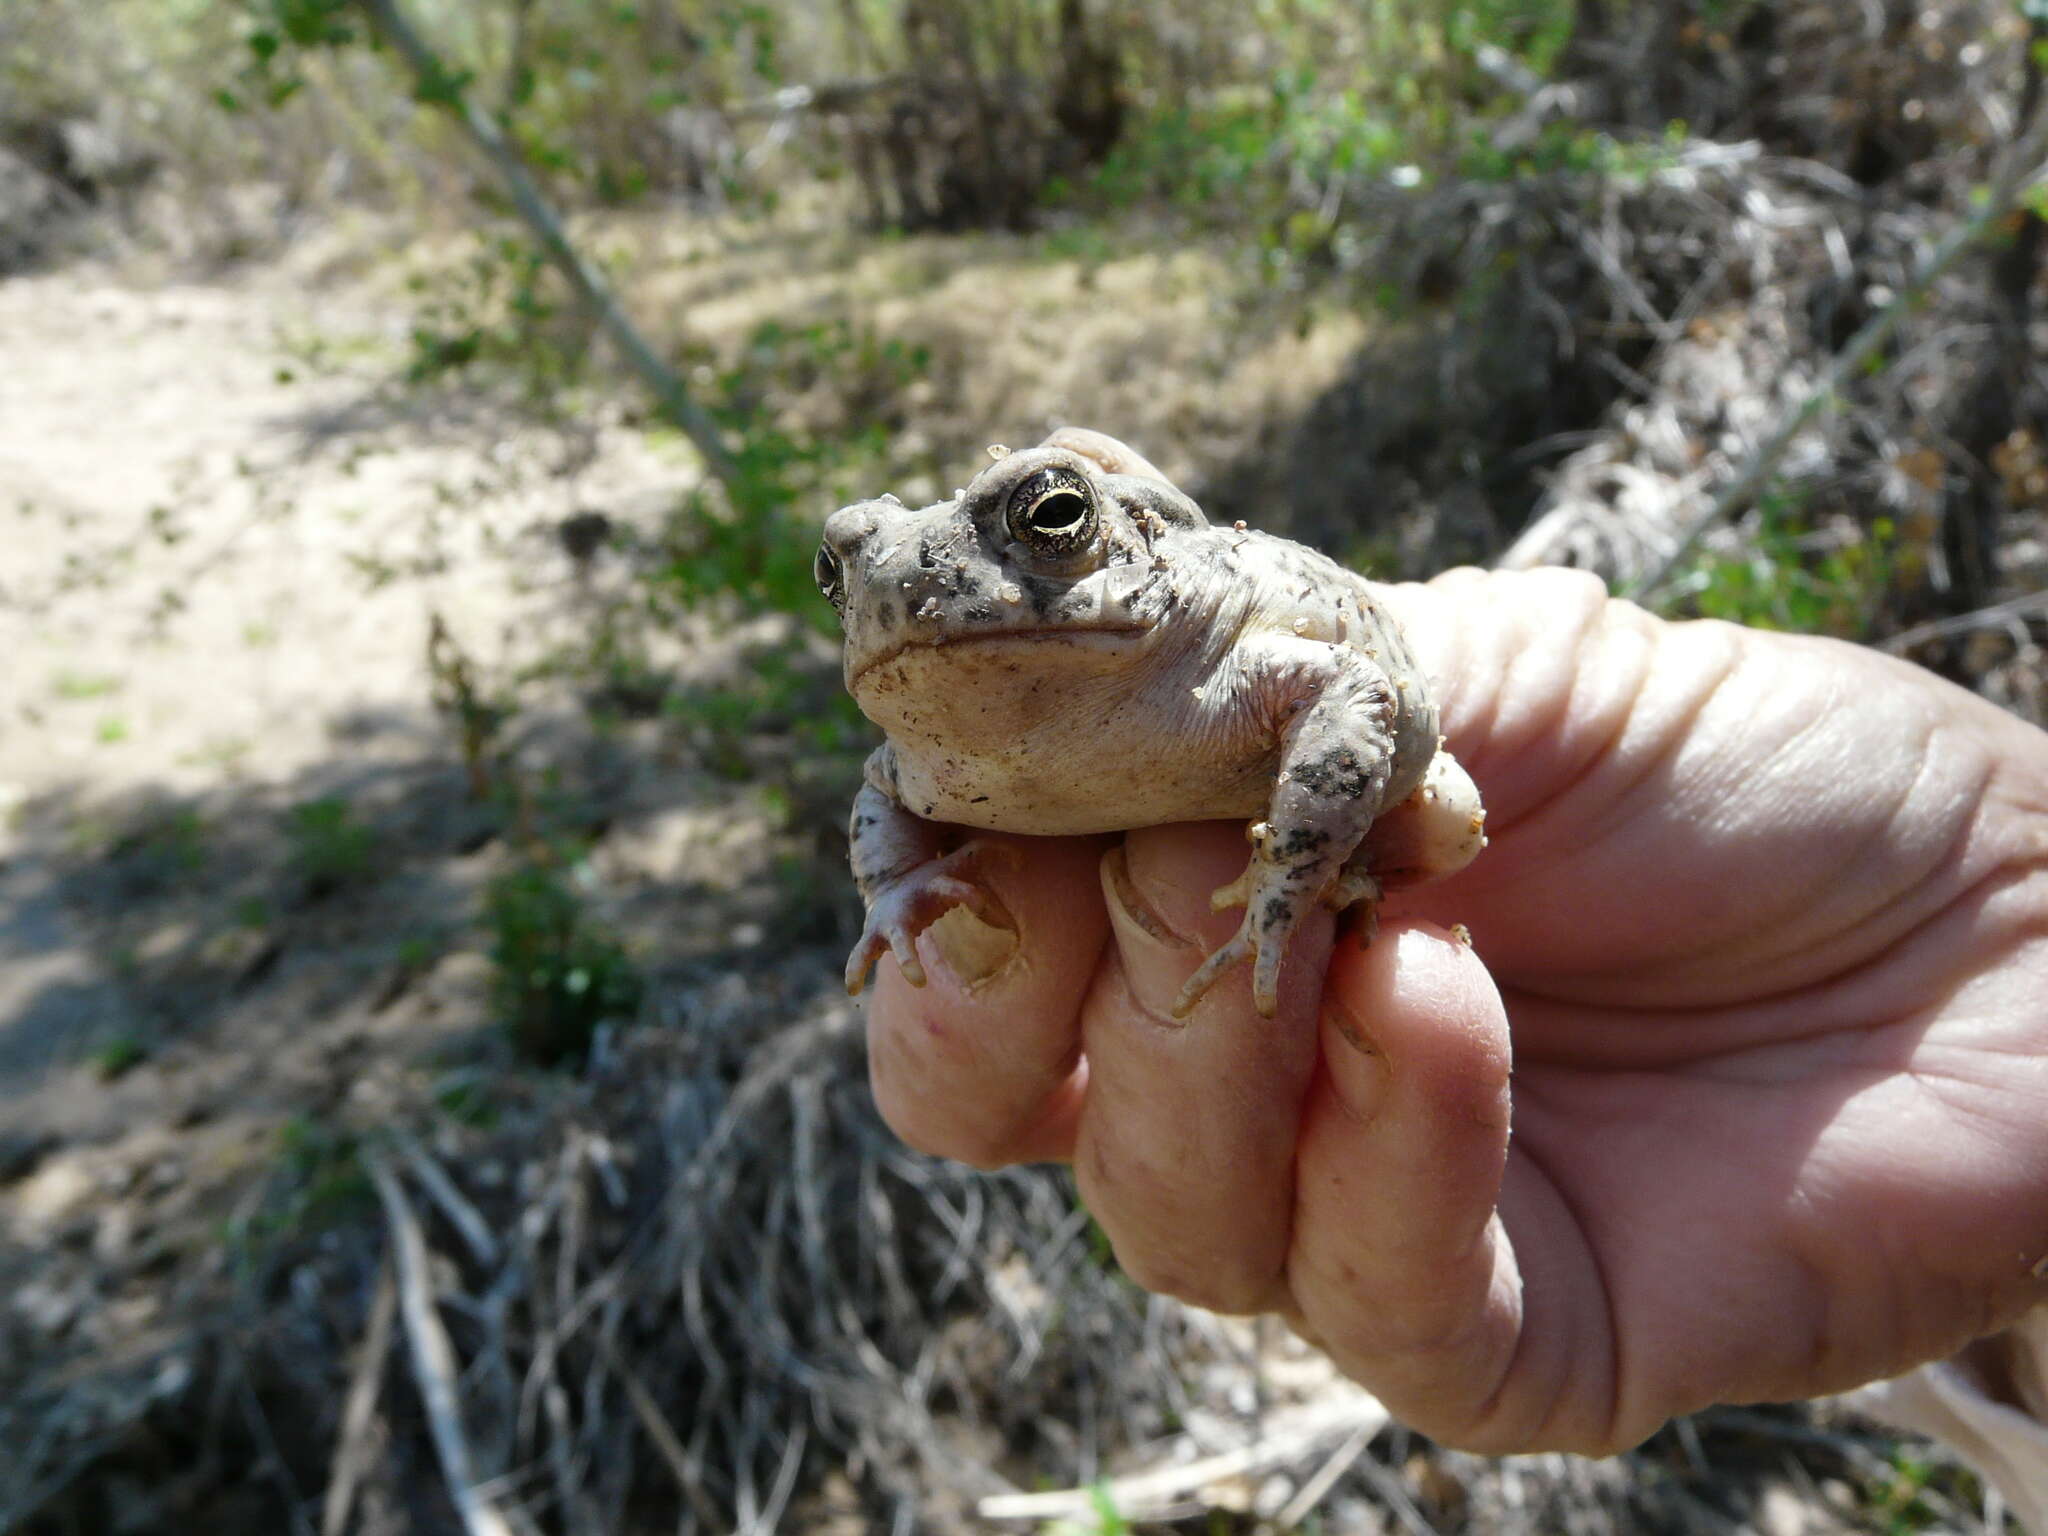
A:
[860,566,2048,1455]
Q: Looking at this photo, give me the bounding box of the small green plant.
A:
[227,1116,374,1270]
[153,810,208,867]
[90,1035,148,1080]
[110,808,210,889]
[402,234,589,400]
[95,716,130,744]
[432,1069,500,1128]
[1672,492,1895,638]
[664,652,867,782]
[51,670,121,701]
[278,1116,366,1194]
[651,317,926,623]
[1079,96,1282,213]
[1030,1486,1135,1536]
[484,852,642,1065]
[1867,1444,1980,1534]
[287,796,378,895]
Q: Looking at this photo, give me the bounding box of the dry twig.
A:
[604,1341,726,1530]
[1879,589,2048,653]
[1272,1421,1377,1530]
[393,1127,501,1270]
[975,1390,1389,1523]
[363,1146,518,1536]
[323,1256,398,1536]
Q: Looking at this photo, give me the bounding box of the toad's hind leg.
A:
[1171,638,1410,1020]
[1174,817,1362,1020]
[1315,748,1486,958]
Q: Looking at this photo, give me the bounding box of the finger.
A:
[866,833,1110,1168]
[1073,823,1332,1316]
[1378,567,1621,806]
[1289,921,1529,1448]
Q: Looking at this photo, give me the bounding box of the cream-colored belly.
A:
[889,732,1271,834]
[857,639,1270,834]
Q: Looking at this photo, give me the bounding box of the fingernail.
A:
[924,906,1017,989]
[1321,996,1390,1124]
[1099,845,1199,1025]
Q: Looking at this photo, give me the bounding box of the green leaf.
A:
[413,60,476,109]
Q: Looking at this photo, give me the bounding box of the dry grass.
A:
[5,960,2011,1534]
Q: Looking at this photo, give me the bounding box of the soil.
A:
[0,240,830,1455]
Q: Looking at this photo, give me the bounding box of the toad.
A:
[816,428,1484,1018]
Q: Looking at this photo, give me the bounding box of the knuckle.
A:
[1117,1250,1279,1316]
[1517,563,1609,613]
[870,1077,1023,1170]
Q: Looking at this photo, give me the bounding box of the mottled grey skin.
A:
[817,428,1485,1018]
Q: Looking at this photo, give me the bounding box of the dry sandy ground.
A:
[0,248,745,1408]
[0,251,691,791]
[0,251,692,1060]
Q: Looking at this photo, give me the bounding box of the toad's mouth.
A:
[847,625,1150,689]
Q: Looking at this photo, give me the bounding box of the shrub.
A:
[484,853,641,1065]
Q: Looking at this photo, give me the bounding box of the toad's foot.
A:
[1171,747,1488,1018]
[845,844,1014,996]
[1171,823,1369,1020]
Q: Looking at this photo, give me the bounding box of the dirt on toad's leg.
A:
[845,748,1012,995]
[1173,640,1403,1019]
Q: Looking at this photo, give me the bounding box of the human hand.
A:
[861,567,2048,1453]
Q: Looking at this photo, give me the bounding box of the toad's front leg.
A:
[1174,640,1411,1020]
[844,745,1012,995]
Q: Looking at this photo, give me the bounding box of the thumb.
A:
[1287,920,1528,1448]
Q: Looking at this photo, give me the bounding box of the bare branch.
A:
[323,1256,398,1536]
[1879,590,2048,653]
[393,1127,501,1270]
[606,1342,726,1530]
[975,1391,1388,1523]
[363,1146,518,1536]
[1273,1421,1376,1529]
[354,0,739,490]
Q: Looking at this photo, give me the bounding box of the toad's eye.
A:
[814,543,844,609]
[1006,471,1098,558]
